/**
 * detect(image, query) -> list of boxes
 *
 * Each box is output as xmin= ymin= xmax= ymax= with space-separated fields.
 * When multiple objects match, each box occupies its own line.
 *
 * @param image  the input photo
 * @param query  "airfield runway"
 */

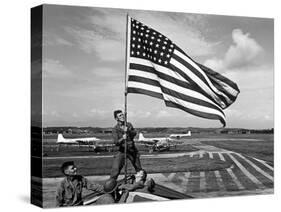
xmin=41 ymin=139 xmax=273 ymax=207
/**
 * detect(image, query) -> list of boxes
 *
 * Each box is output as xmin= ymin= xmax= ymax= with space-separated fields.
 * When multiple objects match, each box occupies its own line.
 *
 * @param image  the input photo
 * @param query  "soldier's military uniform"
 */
xmin=110 ymin=122 xmax=142 ymax=179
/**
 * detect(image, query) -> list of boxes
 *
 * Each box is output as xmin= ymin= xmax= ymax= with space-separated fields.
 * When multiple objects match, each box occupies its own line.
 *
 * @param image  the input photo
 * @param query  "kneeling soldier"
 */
xmin=56 ymin=161 xmax=104 ymax=207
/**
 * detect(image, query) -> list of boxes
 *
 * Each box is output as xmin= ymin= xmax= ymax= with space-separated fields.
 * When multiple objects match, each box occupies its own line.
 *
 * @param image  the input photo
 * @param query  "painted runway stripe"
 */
xmin=189 ymin=172 xmax=201 ymax=192
xmin=205 ymin=171 xmax=219 ymax=192
xmin=208 ymin=152 xmax=213 ymax=159
xmin=166 ymin=173 xmax=176 ymax=181
xmin=253 ymin=158 xmax=274 ymax=171
xmin=219 ymin=169 xmax=240 ymax=191
xmin=245 ymin=156 xmax=273 ymax=176
xmin=227 ymin=153 xmax=266 ymax=189
xmin=226 ymin=168 xmax=245 ymax=190
xmin=235 ymin=153 xmax=273 ymax=181
xmin=178 ymin=172 xmax=191 ymax=193
xmin=218 ymin=152 xmax=226 ymax=161
xmin=199 ymin=172 xmax=206 ymax=192
xmin=214 ymin=171 xmax=226 ymax=191
xmin=223 ymin=154 xmax=259 ymax=190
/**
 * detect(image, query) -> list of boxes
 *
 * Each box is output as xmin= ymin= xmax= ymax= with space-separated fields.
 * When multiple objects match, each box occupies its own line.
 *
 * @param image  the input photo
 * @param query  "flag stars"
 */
xmin=131 ymin=19 xmax=174 ymax=66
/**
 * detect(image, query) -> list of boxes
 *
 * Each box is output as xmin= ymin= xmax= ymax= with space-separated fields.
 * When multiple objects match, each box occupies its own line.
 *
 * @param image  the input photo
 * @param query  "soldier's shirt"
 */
xmin=112 ymin=122 xmax=137 ymax=152
xmin=56 ymin=175 xmax=104 ymax=207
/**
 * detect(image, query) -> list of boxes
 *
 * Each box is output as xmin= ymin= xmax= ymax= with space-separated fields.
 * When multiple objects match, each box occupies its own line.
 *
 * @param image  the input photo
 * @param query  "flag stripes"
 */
xmin=127 ymin=17 xmax=240 ymax=126
xmin=128 ymin=72 xmax=225 ymax=113
xmin=172 ymin=48 xmax=229 ymax=108
xmin=129 ymin=59 xmax=225 ymax=113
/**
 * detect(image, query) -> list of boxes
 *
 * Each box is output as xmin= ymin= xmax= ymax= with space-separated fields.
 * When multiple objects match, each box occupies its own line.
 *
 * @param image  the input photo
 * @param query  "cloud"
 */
xmin=204 ymin=29 xmax=263 ymax=72
xmin=64 ymin=26 xmax=124 ymax=61
xmin=43 ymin=32 xmax=74 ymax=47
xmin=130 ymin=11 xmax=217 ymax=57
xmin=156 ymin=110 xmax=173 ymax=118
xmin=92 ymin=67 xmax=123 ymax=78
xmin=90 ymin=108 xmax=109 ymax=116
xmin=43 ymin=59 xmax=73 ymax=78
xmin=63 ymin=9 xmax=217 ymax=60
xmin=128 ymin=110 xmax=152 ymax=119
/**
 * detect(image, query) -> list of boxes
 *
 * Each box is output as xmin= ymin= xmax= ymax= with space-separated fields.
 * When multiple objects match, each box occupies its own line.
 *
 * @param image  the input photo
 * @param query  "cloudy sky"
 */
xmin=42 ymin=4 xmax=274 ymax=129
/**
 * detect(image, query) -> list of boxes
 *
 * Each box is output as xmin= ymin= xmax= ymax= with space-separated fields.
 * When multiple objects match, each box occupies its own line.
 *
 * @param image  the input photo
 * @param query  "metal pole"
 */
xmin=124 ymin=14 xmax=131 ymax=183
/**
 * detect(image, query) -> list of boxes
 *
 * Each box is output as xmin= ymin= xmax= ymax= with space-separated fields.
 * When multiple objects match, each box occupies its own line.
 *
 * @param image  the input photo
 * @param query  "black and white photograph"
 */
xmin=31 ymin=3 xmax=274 ymax=208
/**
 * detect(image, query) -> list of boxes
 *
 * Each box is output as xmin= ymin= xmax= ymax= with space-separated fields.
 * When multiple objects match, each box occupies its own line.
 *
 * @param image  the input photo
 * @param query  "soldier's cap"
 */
xmin=60 ymin=161 xmax=75 ymax=174
xmin=103 ymin=178 xmax=118 ymax=194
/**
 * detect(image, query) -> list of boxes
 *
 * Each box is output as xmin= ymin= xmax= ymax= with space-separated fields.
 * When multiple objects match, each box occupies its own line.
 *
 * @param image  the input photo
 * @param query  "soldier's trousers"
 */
xmin=110 ymin=150 xmax=142 ymax=179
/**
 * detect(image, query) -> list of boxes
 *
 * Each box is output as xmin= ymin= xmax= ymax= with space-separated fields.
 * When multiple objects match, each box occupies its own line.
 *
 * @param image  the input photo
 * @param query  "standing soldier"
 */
xmin=110 ymin=110 xmax=142 ymax=180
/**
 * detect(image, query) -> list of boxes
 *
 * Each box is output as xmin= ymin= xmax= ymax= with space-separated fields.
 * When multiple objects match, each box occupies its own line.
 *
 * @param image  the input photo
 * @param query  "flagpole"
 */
xmin=124 ymin=14 xmax=131 ymax=183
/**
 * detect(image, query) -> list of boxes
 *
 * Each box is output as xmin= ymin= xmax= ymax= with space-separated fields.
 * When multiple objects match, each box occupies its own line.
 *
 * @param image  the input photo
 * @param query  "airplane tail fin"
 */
xmin=57 ymin=133 xmax=65 ymax=143
xmin=138 ymin=132 xmax=145 ymax=141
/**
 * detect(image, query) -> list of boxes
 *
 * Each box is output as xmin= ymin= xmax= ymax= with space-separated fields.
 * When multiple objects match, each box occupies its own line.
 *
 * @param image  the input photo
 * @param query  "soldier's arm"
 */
xmin=55 ymin=182 xmax=65 ymax=207
xmin=119 ymin=181 xmax=144 ymax=191
xmin=127 ymin=123 xmax=137 ymax=138
xmin=112 ymin=128 xmax=124 ymax=146
xmin=83 ymin=177 xmax=104 ymax=194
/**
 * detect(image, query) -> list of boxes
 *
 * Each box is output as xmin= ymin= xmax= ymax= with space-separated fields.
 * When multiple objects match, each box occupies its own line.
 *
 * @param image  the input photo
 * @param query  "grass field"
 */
xmin=42 ymin=133 xmax=273 ymax=177
xmin=43 ymin=155 xmax=232 ymax=178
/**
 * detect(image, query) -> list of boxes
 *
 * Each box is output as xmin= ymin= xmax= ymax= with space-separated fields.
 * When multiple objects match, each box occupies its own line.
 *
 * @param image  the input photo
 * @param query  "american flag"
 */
xmin=127 ymin=17 xmax=240 ymax=126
